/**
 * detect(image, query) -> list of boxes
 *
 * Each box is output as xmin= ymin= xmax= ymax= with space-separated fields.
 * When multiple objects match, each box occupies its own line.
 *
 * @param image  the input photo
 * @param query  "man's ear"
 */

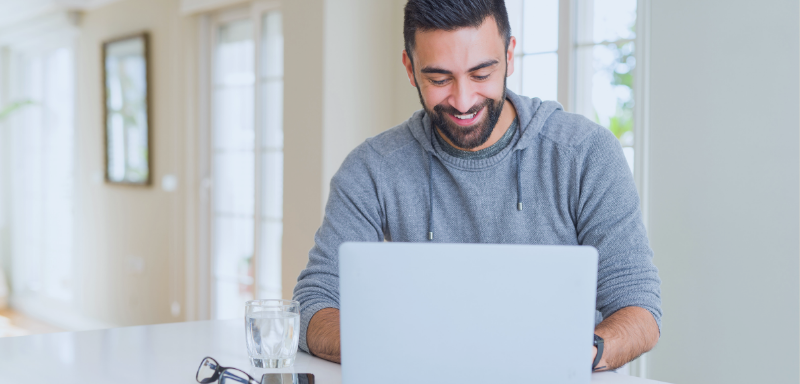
xmin=506 ymin=36 xmax=516 ymax=77
xmin=402 ymin=49 xmax=417 ymax=88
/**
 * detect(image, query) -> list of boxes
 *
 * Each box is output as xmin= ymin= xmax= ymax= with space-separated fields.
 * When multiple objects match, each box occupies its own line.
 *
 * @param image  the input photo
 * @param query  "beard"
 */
xmin=416 ymin=77 xmax=507 ymax=150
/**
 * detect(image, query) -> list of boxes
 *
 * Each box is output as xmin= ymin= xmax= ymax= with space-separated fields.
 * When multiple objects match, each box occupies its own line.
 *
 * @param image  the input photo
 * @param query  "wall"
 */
xmin=71 ymin=0 xmax=193 ymax=326
xmin=281 ymin=0 xmax=419 ymax=300
xmin=391 ymin=0 xmax=424 ymax=127
xmin=281 ymin=0 xmax=325 ymax=302
xmin=646 ymin=1 xmax=799 ymax=382
xmin=321 ymin=0 xmax=399 ymax=208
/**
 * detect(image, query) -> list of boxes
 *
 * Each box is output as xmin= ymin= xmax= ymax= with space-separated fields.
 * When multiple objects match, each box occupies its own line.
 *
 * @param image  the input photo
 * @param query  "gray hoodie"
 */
xmin=293 ymin=89 xmax=662 ymax=354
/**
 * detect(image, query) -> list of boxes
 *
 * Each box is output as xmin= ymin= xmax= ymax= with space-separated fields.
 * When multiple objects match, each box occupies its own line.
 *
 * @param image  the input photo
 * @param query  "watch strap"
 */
xmin=592 ymin=334 xmax=604 ymax=371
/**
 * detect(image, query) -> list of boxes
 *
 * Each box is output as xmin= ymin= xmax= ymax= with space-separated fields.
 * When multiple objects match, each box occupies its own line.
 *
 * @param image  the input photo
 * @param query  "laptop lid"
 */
xmin=339 ymin=242 xmax=598 ymax=384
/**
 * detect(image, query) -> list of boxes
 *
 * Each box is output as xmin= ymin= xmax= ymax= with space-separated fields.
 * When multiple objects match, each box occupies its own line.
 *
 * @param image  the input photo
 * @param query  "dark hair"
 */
xmin=403 ymin=0 xmax=511 ymax=62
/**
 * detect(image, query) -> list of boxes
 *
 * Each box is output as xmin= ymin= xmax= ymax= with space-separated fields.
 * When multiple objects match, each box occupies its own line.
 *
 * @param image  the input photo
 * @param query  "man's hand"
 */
xmin=307 ymin=308 xmax=341 ymax=364
xmin=591 ymin=306 xmax=659 ymax=371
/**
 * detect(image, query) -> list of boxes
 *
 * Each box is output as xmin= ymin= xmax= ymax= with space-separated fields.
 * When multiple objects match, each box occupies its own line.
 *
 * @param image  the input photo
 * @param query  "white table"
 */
xmin=0 ymin=319 xmax=667 ymax=383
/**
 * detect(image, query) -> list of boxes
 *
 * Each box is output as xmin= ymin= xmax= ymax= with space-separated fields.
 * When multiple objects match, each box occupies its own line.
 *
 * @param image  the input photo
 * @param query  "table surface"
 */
xmin=0 ymin=319 xmax=668 ymax=384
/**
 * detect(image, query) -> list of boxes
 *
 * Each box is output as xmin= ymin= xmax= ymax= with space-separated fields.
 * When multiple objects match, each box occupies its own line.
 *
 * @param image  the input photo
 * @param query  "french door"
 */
xmin=204 ymin=3 xmax=284 ymax=319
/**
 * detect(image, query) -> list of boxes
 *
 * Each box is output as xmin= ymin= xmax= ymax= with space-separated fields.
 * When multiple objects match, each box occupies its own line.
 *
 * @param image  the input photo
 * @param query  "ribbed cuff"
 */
xmin=298 ymin=302 xmax=339 ymax=354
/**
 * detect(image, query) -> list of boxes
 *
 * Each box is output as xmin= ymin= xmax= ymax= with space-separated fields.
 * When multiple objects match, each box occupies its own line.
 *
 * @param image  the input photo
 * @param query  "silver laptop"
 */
xmin=339 ymin=242 xmax=598 ymax=384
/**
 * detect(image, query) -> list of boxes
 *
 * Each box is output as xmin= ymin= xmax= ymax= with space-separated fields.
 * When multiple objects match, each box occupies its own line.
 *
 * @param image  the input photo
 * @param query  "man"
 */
xmin=293 ymin=0 xmax=661 ymax=371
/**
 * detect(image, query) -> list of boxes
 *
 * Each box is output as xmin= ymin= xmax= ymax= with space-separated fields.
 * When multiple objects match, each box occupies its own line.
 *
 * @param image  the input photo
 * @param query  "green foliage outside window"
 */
xmin=594 ymin=40 xmax=635 ymax=142
xmin=0 ymin=100 xmax=34 ymax=123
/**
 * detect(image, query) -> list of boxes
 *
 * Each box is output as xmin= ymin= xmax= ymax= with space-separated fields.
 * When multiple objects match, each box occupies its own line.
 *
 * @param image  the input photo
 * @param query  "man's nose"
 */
xmin=449 ymin=79 xmax=480 ymax=113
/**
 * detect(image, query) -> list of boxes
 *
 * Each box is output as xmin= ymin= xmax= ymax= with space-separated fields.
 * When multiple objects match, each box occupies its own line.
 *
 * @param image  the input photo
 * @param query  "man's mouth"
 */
xmin=448 ymin=107 xmax=483 ymax=126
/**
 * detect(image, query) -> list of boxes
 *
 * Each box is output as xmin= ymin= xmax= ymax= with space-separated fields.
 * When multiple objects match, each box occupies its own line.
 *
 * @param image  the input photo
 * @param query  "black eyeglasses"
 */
xmin=196 ymin=357 xmax=260 ymax=384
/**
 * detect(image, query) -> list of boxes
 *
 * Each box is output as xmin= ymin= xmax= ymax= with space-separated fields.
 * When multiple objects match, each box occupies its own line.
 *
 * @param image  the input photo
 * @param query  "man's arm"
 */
xmin=293 ymin=142 xmax=384 ymax=357
xmin=306 ymin=308 xmax=341 ymax=363
xmin=572 ymin=126 xmax=662 ymax=369
xmin=591 ymin=306 xmax=659 ymax=370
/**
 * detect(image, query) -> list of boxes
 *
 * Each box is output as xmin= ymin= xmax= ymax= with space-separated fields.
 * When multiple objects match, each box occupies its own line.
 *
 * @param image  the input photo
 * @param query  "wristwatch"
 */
xmin=592 ymin=334 xmax=604 ymax=371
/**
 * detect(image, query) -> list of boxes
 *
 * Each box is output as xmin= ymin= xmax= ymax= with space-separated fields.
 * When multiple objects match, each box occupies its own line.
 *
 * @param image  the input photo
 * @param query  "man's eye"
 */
xmin=473 ymin=74 xmax=490 ymax=81
xmin=430 ymin=79 xmax=448 ymax=85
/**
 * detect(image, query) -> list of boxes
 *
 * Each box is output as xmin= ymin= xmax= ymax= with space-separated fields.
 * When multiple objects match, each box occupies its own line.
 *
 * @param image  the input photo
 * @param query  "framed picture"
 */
xmin=102 ymin=32 xmax=152 ymax=185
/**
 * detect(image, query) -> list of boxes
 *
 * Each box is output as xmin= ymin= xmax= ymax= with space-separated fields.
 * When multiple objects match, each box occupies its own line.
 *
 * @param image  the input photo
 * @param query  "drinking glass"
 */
xmin=245 ymin=299 xmax=301 ymax=368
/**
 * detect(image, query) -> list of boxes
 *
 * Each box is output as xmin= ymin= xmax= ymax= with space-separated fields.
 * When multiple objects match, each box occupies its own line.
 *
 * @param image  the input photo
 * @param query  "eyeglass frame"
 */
xmin=196 ymin=356 xmax=260 ymax=384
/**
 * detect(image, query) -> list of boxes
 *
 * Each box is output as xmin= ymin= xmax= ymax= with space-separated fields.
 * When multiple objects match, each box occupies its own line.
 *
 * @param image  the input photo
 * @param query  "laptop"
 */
xmin=339 ymin=242 xmax=598 ymax=384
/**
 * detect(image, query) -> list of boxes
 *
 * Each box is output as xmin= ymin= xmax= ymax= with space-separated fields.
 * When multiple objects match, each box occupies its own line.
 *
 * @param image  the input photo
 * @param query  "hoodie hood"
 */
xmin=408 ymin=88 xmax=564 ymax=169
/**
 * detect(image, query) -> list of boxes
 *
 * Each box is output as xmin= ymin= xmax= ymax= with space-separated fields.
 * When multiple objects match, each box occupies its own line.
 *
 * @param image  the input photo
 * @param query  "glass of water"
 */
xmin=245 ymin=299 xmax=301 ymax=368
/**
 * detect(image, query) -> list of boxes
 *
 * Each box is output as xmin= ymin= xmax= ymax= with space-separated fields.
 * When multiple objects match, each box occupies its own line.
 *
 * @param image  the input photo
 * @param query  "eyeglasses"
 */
xmin=196 ymin=356 xmax=260 ymax=384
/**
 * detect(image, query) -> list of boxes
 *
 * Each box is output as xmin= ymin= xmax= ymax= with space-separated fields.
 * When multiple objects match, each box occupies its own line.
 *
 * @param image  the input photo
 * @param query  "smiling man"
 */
xmin=293 ymin=0 xmax=661 ymax=371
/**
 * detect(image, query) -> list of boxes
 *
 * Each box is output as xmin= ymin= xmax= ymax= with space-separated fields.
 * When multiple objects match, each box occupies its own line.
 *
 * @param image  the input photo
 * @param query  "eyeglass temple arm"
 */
xmin=220 ymin=369 xmax=259 ymax=384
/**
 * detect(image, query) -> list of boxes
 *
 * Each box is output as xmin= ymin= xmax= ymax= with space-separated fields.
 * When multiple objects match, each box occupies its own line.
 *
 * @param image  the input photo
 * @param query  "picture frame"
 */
xmin=102 ymin=32 xmax=152 ymax=186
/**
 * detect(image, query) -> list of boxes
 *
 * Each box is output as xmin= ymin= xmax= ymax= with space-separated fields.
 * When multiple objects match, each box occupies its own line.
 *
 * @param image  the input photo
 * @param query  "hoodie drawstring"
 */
xmin=427 ymin=122 xmax=524 ymax=240
xmin=516 ymin=122 xmax=523 ymax=211
xmin=516 ymin=151 xmax=523 ymax=211
xmin=428 ymin=151 xmax=434 ymax=241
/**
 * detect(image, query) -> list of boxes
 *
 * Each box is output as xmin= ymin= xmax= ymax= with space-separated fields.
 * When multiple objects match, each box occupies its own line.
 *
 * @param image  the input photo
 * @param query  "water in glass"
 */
xmin=245 ymin=304 xmax=300 ymax=368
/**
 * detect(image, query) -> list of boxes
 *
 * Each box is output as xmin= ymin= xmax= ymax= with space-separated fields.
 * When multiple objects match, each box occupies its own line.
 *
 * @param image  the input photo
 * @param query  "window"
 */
xmin=506 ymin=0 xmax=640 ymax=173
xmin=575 ymin=0 xmax=637 ymax=172
xmin=506 ymin=0 xmax=560 ymax=102
xmin=206 ymin=5 xmax=284 ymax=319
xmin=506 ymin=0 xmax=647 ymax=376
xmin=7 ymin=45 xmax=75 ymax=304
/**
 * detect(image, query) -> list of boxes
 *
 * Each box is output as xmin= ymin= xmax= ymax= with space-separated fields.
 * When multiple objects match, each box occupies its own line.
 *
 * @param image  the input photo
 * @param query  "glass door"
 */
xmin=212 ymin=17 xmax=256 ymax=319
xmin=209 ymin=7 xmax=283 ymax=319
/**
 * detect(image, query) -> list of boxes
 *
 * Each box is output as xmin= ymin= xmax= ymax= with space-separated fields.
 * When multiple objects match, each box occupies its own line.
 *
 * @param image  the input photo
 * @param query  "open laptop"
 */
xmin=339 ymin=242 xmax=598 ymax=384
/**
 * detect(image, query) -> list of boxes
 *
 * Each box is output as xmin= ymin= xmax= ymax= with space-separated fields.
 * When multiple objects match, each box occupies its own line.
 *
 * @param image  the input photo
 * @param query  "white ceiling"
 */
xmin=0 ymin=0 xmax=122 ymax=28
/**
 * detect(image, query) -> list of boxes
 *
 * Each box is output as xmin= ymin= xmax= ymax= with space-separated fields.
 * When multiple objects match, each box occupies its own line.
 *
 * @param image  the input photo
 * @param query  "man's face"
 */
xmin=403 ymin=16 xmax=516 ymax=149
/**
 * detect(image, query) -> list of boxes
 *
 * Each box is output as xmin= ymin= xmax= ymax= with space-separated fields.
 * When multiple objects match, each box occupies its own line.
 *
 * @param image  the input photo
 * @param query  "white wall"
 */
xmin=646 ymin=1 xmax=799 ymax=383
